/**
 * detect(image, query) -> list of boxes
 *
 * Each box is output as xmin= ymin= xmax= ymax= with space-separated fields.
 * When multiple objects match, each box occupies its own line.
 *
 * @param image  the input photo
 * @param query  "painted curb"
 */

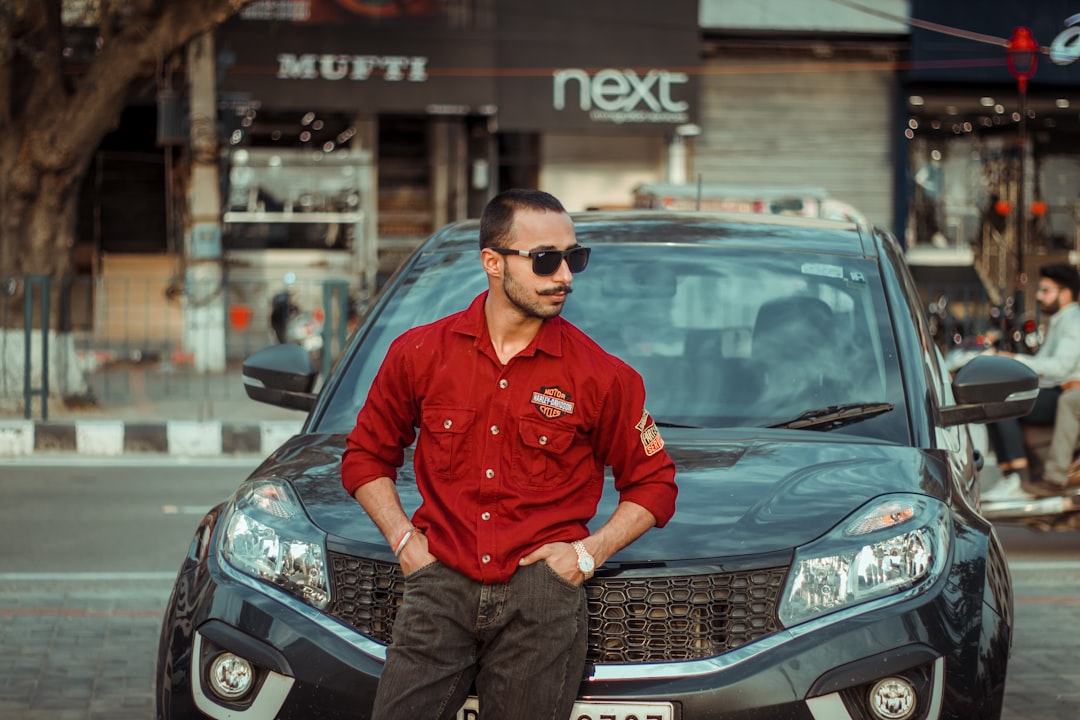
xmin=0 ymin=419 xmax=304 ymax=457
xmin=0 ymin=420 xmax=34 ymax=456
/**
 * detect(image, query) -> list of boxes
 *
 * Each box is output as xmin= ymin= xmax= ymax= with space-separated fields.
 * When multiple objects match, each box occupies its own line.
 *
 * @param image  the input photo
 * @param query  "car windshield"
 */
xmin=317 ymin=239 xmax=907 ymax=441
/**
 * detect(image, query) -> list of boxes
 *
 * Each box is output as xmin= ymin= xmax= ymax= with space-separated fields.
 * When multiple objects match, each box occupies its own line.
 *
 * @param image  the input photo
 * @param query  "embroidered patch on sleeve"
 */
xmin=635 ymin=409 xmax=665 ymax=456
xmin=531 ymin=386 xmax=576 ymax=419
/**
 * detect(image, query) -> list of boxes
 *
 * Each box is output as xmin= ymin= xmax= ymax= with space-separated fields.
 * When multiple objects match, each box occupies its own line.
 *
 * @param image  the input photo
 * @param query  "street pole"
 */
xmin=1007 ymin=26 xmax=1038 ymax=321
xmin=185 ymin=33 xmax=227 ymax=373
xmin=1016 ymin=84 xmax=1026 ymax=316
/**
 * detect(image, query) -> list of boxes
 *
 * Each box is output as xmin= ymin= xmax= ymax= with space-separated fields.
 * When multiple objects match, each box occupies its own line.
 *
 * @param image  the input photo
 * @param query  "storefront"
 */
xmin=215 ymin=0 xmax=497 ymax=284
xmin=696 ymin=2 xmax=907 ymax=231
xmin=904 ymin=0 xmax=1080 ymax=314
xmin=214 ymin=0 xmax=700 ymax=284
xmin=492 ymin=0 xmax=700 ymax=210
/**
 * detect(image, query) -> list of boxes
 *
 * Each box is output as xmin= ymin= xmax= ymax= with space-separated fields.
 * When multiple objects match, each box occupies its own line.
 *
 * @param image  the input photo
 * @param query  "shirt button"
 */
xmin=485 ymin=469 xmax=495 ymax=478
xmin=539 ymin=435 xmax=548 ymax=445
xmin=490 ymin=425 xmax=499 ymax=435
xmin=499 ymin=379 xmax=508 ymax=389
xmin=481 ymin=511 xmax=491 ymax=520
xmin=443 ymin=419 xmax=453 ymax=429
xmin=482 ymin=554 xmax=491 ymax=564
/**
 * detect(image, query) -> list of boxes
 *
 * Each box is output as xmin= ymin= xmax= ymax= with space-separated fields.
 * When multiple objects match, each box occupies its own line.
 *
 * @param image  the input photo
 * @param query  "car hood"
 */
xmin=256 ymin=430 xmax=949 ymax=562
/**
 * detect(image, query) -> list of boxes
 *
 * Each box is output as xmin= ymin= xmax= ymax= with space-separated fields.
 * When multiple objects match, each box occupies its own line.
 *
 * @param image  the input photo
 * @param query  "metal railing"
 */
xmin=0 ymin=274 xmax=357 ymax=421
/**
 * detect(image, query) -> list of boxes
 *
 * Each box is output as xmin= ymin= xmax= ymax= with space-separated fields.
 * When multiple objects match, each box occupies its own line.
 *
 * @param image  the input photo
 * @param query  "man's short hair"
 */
xmin=1039 ymin=263 xmax=1080 ymax=297
xmin=479 ymin=189 xmax=567 ymax=250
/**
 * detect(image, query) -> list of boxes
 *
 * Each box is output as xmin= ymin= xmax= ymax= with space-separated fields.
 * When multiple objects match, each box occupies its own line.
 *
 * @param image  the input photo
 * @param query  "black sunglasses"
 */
xmin=489 ymin=245 xmax=591 ymax=275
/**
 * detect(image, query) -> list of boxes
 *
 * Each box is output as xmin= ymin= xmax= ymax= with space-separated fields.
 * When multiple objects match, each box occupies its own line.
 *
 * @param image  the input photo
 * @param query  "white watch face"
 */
xmin=578 ymin=553 xmax=595 ymax=573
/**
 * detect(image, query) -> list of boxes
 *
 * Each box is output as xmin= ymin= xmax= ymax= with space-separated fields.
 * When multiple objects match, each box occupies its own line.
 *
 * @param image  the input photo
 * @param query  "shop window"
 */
xmin=497 ymin=132 xmax=539 ymax=193
xmin=377 ymin=115 xmax=433 ymax=240
xmin=222 ymin=146 xmax=370 ymax=252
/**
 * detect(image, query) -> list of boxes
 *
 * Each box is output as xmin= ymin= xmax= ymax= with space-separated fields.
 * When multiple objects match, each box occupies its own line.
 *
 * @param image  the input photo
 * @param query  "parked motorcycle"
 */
xmin=979 ymin=423 xmax=1080 ymax=531
xmin=270 ymin=272 xmax=324 ymax=363
xmin=980 ymin=497 xmax=1079 ymax=530
xmin=945 ymin=343 xmax=1080 ymax=530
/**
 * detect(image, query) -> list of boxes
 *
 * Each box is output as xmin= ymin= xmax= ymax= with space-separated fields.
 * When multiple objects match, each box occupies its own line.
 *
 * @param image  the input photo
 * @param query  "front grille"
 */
xmin=326 ymin=551 xmax=788 ymax=664
xmin=583 ymin=570 xmax=788 ymax=662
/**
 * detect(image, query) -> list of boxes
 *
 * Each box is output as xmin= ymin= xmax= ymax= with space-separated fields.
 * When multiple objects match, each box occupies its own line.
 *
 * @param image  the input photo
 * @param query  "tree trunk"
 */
xmin=0 ymin=160 xmax=83 ymax=329
xmin=0 ymin=0 xmax=257 ymax=330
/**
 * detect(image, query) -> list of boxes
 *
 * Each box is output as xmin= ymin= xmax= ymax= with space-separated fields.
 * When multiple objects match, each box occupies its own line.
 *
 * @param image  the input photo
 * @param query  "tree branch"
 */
xmin=1 ymin=0 xmax=259 ymax=282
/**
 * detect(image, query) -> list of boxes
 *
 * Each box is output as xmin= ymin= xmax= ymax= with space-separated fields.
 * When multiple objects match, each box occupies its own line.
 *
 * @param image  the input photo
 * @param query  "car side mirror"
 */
xmin=939 ymin=355 xmax=1038 ymax=426
xmin=242 ymin=344 xmax=318 ymax=412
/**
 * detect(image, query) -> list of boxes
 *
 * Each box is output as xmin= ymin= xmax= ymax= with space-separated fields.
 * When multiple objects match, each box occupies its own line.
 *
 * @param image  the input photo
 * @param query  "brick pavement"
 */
xmin=1003 ymin=566 xmax=1080 ymax=720
xmin=0 ymin=579 xmax=171 ymax=720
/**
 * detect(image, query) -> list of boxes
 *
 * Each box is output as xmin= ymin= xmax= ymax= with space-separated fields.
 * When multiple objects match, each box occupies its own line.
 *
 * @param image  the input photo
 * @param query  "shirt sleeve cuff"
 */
xmin=619 ymin=486 xmax=677 ymax=529
xmin=341 ymin=454 xmax=398 ymax=496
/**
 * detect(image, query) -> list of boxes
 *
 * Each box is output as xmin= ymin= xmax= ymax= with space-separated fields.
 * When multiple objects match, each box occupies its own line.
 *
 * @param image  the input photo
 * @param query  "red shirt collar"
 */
xmin=452 ymin=291 xmax=565 ymax=359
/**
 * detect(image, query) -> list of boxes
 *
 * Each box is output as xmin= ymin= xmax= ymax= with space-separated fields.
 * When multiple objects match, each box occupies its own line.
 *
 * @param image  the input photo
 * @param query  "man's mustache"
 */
xmin=539 ymin=285 xmax=573 ymax=296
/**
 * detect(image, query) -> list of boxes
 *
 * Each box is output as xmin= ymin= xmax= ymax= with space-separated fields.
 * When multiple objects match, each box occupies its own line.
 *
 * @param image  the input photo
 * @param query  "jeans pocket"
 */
xmin=540 ymin=560 xmax=582 ymax=592
xmin=404 ymin=559 xmax=441 ymax=579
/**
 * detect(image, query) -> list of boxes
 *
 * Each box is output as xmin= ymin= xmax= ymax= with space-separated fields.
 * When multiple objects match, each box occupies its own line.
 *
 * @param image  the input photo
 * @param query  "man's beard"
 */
xmin=1040 ymin=297 xmax=1061 ymax=315
xmin=502 ymin=269 xmax=572 ymax=320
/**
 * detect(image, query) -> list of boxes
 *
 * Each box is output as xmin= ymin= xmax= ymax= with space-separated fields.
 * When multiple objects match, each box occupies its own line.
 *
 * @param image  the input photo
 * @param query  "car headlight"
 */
xmin=778 ymin=494 xmax=951 ymax=628
xmin=220 ymin=478 xmax=330 ymax=610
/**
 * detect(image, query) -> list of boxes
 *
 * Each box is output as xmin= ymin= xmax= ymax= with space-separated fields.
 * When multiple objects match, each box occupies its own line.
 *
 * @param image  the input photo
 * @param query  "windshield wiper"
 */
xmin=765 ymin=402 xmax=895 ymax=431
xmin=655 ymin=420 xmax=702 ymax=429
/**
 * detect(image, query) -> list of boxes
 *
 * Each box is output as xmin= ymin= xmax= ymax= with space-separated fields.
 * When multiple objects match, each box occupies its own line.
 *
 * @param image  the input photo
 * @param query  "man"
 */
xmin=1041 ymin=384 xmax=1080 ymax=497
xmin=983 ymin=263 xmax=1080 ymax=499
xmin=341 ymin=189 xmax=678 ymax=720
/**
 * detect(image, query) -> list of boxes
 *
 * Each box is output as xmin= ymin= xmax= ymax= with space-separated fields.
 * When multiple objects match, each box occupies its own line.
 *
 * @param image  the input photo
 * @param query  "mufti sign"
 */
xmin=276 ymin=53 xmax=429 ymax=82
xmin=552 ymin=68 xmax=691 ymax=125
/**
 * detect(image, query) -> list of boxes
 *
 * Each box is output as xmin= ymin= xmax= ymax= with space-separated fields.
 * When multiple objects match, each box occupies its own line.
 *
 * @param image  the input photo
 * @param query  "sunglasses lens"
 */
xmin=566 ymin=247 xmax=590 ymax=273
xmin=532 ymin=252 xmax=563 ymax=275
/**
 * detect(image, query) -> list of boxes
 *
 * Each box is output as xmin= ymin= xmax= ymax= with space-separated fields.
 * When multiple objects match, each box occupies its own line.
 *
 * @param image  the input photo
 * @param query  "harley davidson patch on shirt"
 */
xmin=636 ymin=409 xmax=665 ymax=456
xmin=531 ymin=386 xmax=576 ymax=419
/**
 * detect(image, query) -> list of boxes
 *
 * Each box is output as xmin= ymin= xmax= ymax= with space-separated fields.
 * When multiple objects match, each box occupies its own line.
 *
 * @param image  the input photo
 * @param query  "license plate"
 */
xmin=457 ymin=696 xmax=674 ymax=720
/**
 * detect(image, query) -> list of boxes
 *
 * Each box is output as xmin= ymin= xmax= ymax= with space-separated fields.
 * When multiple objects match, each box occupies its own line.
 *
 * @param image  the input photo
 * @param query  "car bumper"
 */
xmin=160 ymin=544 xmax=1005 ymax=720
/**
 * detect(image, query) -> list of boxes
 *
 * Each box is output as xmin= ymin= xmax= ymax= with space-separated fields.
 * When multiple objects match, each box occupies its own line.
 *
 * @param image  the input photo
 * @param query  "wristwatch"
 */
xmin=571 ymin=540 xmax=595 ymax=580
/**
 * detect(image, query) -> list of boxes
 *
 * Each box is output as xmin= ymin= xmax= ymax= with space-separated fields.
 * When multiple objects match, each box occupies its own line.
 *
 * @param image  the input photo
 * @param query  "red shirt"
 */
xmin=341 ymin=292 xmax=678 ymax=583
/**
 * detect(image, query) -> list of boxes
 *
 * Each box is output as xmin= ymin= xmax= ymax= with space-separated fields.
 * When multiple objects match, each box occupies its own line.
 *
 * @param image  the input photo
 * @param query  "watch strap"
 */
xmin=571 ymin=540 xmax=595 ymax=579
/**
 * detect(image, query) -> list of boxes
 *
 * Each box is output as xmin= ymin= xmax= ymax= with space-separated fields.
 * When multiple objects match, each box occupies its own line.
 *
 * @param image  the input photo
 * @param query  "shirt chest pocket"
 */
xmin=514 ymin=418 xmax=577 ymax=490
xmin=421 ymin=407 xmax=476 ymax=479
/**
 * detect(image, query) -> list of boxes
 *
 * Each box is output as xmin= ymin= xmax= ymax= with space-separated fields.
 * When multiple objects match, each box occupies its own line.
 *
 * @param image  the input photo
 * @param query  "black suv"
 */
xmin=157 ymin=211 xmax=1036 ymax=719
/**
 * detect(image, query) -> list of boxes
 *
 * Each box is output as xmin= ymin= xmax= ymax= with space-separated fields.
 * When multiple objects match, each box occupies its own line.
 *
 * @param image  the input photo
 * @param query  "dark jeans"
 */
xmin=986 ymin=386 xmax=1061 ymax=465
xmin=372 ymin=560 xmax=588 ymax=720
